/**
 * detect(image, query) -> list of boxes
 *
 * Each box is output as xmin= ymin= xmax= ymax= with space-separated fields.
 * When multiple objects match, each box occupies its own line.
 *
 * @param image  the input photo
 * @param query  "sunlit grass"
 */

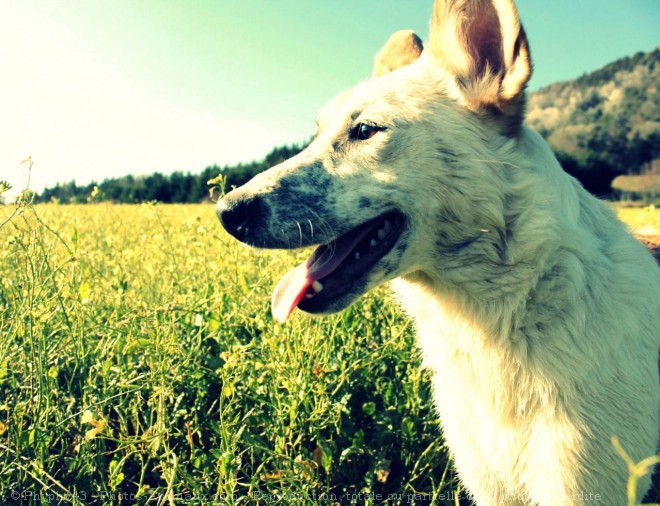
xmin=0 ymin=203 xmax=456 ymax=505
xmin=1 ymin=202 xmax=657 ymax=505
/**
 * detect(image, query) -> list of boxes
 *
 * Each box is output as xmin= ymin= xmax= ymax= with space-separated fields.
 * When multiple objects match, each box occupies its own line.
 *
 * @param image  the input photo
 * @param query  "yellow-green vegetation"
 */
xmin=0 ymin=203 xmax=454 ymax=505
xmin=1 ymin=203 xmax=658 ymax=505
xmin=613 ymin=437 xmax=660 ymax=506
xmin=616 ymin=205 xmax=660 ymax=235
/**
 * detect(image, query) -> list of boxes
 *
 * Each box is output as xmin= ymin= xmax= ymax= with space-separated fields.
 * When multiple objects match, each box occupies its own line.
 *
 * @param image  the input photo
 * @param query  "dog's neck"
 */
xmin=392 ymin=271 xmax=530 ymax=353
xmin=391 ymin=127 xmax=591 ymax=366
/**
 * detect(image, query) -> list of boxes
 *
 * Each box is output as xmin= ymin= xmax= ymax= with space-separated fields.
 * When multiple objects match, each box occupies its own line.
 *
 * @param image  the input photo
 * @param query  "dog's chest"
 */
xmin=392 ymin=278 xmax=562 ymax=472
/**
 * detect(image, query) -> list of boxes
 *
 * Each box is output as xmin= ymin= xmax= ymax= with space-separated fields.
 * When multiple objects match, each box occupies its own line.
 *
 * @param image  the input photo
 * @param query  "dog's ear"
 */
xmin=373 ymin=30 xmax=424 ymax=77
xmin=429 ymin=0 xmax=531 ymax=117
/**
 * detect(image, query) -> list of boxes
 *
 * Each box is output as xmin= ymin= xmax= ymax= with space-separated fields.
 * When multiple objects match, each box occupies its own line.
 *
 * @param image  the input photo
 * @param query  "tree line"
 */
xmin=34 ymin=131 xmax=657 ymax=204
xmin=35 ymin=143 xmax=305 ymax=204
xmin=556 ymin=131 xmax=659 ymax=197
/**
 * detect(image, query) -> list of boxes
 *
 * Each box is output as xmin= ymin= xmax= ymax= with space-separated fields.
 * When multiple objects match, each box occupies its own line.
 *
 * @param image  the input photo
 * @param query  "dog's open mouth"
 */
xmin=271 ymin=211 xmax=405 ymax=322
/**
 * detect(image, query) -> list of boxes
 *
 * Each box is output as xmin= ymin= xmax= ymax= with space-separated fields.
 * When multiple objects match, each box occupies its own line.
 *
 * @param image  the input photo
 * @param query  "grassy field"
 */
xmin=1 ymin=202 xmax=658 ymax=505
xmin=0 ymin=203 xmax=456 ymax=505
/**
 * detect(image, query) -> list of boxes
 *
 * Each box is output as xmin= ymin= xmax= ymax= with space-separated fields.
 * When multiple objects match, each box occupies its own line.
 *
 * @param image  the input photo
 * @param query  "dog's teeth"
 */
xmin=377 ymin=228 xmax=386 ymax=241
xmin=305 ymin=293 xmax=314 ymax=299
xmin=355 ymin=252 xmax=361 ymax=260
xmin=370 ymin=239 xmax=378 ymax=247
xmin=311 ymin=280 xmax=324 ymax=293
xmin=383 ymin=220 xmax=392 ymax=234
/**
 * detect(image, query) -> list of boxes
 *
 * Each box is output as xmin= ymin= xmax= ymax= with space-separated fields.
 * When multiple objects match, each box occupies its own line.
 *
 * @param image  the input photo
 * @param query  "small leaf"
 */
xmin=313 ymin=443 xmax=333 ymax=473
xmin=109 ymin=460 xmax=124 ymax=490
xmin=102 ymin=359 xmax=112 ymax=375
xmin=362 ymin=401 xmax=376 ymax=416
xmin=81 ymin=410 xmax=94 ymax=425
xmin=47 ymin=365 xmax=59 ymax=380
xmin=136 ymin=485 xmax=150 ymax=498
xmin=207 ymin=314 xmax=221 ymax=332
xmin=85 ymin=425 xmax=103 ymax=441
xmin=222 ymin=382 xmax=234 ymax=398
xmin=402 ymin=416 xmax=417 ymax=437
xmin=82 ymin=410 xmax=106 ymax=440
xmin=78 ymin=282 xmax=91 ymax=302
xmin=112 ymin=472 xmax=125 ymax=489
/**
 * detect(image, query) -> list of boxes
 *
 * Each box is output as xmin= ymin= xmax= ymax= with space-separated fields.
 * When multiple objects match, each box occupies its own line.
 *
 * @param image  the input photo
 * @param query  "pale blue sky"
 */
xmin=1 ymin=1 xmax=658 ymax=195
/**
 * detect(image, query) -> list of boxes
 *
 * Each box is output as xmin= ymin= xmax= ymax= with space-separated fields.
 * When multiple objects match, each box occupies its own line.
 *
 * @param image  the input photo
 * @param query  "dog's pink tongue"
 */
xmin=271 ymin=262 xmax=312 ymax=323
xmin=272 ymin=230 xmax=370 ymax=323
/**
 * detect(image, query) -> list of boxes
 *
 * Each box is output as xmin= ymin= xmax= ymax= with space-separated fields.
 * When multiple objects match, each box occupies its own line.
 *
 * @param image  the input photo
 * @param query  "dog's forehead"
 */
xmin=316 ymin=84 xmax=393 ymax=130
xmin=316 ymin=79 xmax=390 ymax=123
xmin=316 ymin=87 xmax=367 ymax=136
xmin=317 ymin=55 xmax=451 ymax=132
xmin=317 ymin=89 xmax=354 ymax=125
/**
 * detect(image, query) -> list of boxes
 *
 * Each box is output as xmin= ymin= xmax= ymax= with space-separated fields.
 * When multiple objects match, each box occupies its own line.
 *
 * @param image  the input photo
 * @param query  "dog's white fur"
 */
xmin=218 ymin=0 xmax=660 ymax=503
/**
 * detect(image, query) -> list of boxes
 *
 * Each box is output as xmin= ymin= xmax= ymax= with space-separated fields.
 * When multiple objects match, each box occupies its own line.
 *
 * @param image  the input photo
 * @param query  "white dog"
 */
xmin=216 ymin=0 xmax=660 ymax=503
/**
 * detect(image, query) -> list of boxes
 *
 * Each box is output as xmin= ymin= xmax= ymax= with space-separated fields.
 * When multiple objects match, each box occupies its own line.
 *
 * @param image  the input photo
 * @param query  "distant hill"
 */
xmin=526 ymin=48 xmax=660 ymax=196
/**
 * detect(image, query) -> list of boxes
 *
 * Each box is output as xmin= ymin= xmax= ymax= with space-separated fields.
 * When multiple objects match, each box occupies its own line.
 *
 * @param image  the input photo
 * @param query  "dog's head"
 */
xmin=216 ymin=0 xmax=533 ymax=322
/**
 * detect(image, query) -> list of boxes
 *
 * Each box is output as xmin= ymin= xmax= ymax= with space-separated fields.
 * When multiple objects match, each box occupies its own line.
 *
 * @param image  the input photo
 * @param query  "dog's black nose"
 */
xmin=216 ymin=195 xmax=263 ymax=242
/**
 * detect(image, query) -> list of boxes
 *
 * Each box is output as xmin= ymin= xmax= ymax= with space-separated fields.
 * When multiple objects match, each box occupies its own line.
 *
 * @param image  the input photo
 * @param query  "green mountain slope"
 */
xmin=526 ymin=48 xmax=659 ymax=196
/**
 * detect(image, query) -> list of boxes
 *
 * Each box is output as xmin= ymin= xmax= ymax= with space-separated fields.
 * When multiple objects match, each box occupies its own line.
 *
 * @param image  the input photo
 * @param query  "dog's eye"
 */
xmin=350 ymin=122 xmax=385 ymax=141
